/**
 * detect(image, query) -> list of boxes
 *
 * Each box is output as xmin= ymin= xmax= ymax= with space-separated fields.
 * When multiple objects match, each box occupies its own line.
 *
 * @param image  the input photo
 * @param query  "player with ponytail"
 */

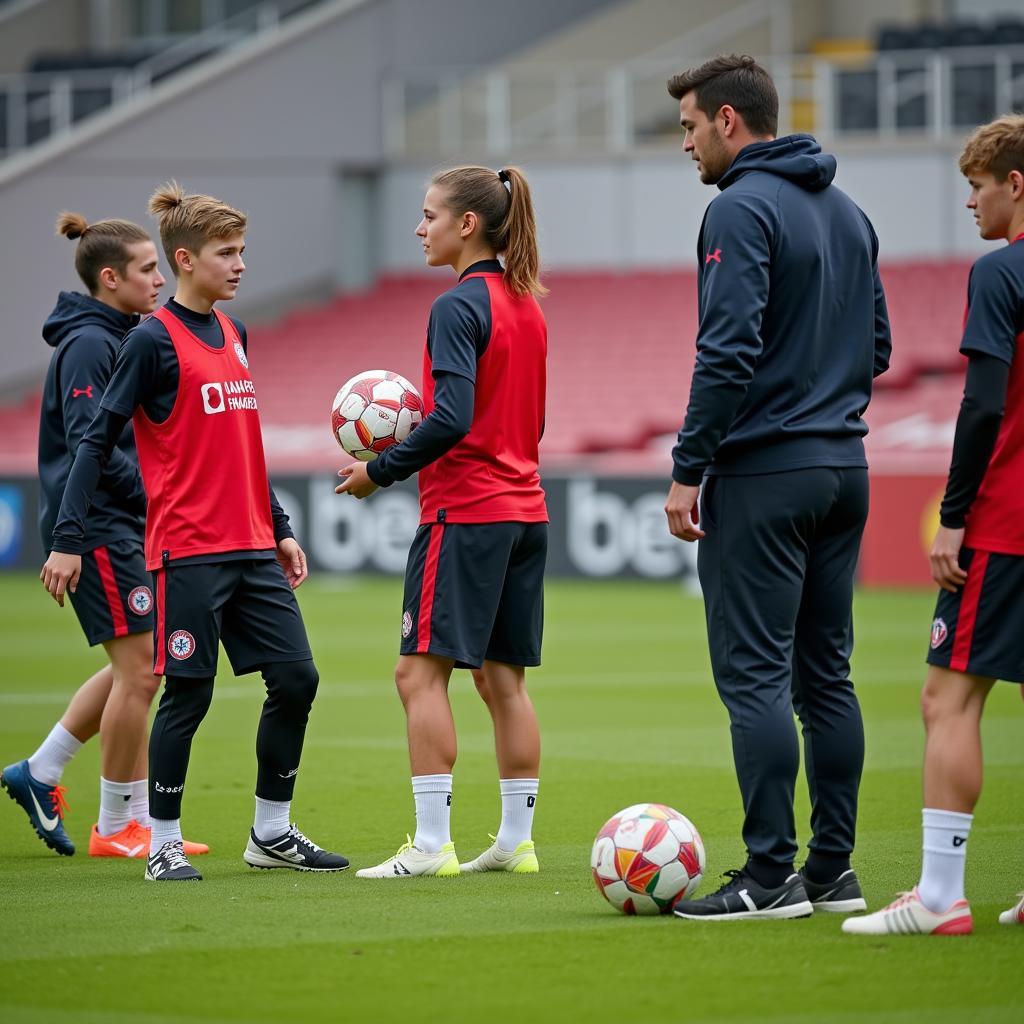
xmin=3 ymin=212 xmax=210 ymax=861
xmin=339 ymin=165 xmax=549 ymax=879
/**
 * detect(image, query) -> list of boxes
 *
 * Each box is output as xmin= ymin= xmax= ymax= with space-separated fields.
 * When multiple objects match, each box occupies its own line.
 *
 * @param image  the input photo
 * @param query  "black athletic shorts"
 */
xmin=400 ymin=522 xmax=547 ymax=669
xmin=153 ymin=557 xmax=311 ymax=677
xmin=68 ymin=538 xmax=154 ymax=646
xmin=926 ymin=547 xmax=1024 ymax=683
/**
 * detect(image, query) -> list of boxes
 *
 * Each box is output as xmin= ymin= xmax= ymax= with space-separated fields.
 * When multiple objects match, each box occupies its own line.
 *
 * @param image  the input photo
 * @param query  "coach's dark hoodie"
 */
xmin=672 ymin=134 xmax=892 ymax=484
xmin=38 ymin=292 xmax=146 ymax=552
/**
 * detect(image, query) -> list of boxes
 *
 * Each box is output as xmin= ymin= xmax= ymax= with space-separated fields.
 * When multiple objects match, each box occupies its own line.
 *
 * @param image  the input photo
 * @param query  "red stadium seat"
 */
xmin=0 ymin=260 xmax=976 ymax=472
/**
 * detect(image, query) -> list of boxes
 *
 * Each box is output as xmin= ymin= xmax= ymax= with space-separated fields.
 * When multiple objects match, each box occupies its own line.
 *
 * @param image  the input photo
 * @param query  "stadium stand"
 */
xmin=0 ymin=260 xmax=970 ymax=474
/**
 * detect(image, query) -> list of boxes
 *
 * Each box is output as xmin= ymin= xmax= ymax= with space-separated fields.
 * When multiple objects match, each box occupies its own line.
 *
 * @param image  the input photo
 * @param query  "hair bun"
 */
xmin=148 ymin=180 xmax=186 ymax=217
xmin=56 ymin=211 xmax=90 ymax=239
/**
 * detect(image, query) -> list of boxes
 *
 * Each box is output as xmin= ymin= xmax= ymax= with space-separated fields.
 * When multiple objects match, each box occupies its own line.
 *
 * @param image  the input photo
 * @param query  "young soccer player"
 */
xmin=2 ymin=213 xmax=207 ymax=861
xmin=844 ymin=115 xmax=1024 ymax=936
xmin=337 ymin=166 xmax=548 ymax=878
xmin=40 ymin=183 xmax=348 ymax=882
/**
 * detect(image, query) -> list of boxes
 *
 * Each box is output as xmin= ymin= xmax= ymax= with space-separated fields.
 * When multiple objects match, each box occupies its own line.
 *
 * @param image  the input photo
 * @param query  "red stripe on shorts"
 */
xmin=93 ymin=546 xmax=128 ymax=638
xmin=950 ymin=550 xmax=990 ymax=672
xmin=153 ymin=570 xmax=167 ymax=676
xmin=416 ymin=524 xmax=445 ymax=653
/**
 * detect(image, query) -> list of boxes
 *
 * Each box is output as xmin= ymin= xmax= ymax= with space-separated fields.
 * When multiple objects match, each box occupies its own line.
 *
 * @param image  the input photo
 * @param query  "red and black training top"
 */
xmin=945 ymin=234 xmax=1024 ymax=555
xmin=367 ymin=259 xmax=548 ymax=525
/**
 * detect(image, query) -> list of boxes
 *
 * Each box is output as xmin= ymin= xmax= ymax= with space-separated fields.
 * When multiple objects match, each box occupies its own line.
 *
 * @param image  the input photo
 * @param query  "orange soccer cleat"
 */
xmin=89 ymin=819 xmax=209 ymax=857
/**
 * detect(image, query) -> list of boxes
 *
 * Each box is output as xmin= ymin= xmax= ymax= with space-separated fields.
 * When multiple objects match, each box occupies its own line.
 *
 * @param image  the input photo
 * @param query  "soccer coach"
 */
xmin=664 ymin=55 xmax=892 ymax=921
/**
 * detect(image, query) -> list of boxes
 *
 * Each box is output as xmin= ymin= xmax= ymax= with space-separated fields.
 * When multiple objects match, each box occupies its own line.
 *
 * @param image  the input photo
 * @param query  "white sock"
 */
xmin=496 ymin=778 xmax=539 ymax=851
xmin=918 ymin=807 xmax=973 ymax=912
xmin=253 ymin=797 xmax=291 ymax=842
xmin=130 ymin=779 xmax=149 ymax=828
xmin=412 ymin=774 xmax=452 ymax=853
xmin=27 ymin=723 xmax=82 ymax=786
xmin=149 ymin=817 xmax=183 ymax=855
xmin=97 ymin=777 xmax=134 ymax=836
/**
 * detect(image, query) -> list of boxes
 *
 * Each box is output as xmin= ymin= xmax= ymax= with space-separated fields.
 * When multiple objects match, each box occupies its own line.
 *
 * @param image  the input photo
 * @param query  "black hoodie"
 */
xmin=672 ymin=135 xmax=892 ymax=484
xmin=38 ymin=291 xmax=146 ymax=551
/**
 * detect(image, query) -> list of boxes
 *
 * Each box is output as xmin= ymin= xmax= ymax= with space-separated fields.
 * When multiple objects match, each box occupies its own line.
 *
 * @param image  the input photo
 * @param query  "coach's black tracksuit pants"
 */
xmin=697 ymin=467 xmax=868 ymax=872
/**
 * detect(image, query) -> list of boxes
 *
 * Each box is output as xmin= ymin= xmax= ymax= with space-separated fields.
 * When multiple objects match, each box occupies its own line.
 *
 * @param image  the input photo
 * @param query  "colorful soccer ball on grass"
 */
xmin=591 ymin=802 xmax=705 ymax=915
xmin=331 ymin=370 xmax=423 ymax=461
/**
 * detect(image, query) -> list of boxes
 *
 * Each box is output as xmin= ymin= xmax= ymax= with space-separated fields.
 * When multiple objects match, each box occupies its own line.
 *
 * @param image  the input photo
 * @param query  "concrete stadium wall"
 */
xmin=0 ymin=0 xmax=611 ymax=389
xmin=379 ymin=145 xmax=990 ymax=274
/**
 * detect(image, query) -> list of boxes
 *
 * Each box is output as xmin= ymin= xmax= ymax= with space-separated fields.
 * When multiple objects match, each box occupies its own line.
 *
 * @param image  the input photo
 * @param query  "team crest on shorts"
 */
xmin=234 ymin=341 xmax=249 ymax=369
xmin=168 ymin=629 xmax=196 ymax=660
xmin=402 ymin=610 xmax=413 ymax=639
xmin=128 ymin=586 xmax=153 ymax=615
xmin=930 ymin=617 xmax=949 ymax=650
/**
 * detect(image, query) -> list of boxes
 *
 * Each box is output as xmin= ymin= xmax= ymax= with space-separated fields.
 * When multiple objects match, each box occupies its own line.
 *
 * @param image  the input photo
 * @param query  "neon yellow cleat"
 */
xmin=356 ymin=835 xmax=460 ymax=878
xmin=460 ymin=835 xmax=539 ymax=874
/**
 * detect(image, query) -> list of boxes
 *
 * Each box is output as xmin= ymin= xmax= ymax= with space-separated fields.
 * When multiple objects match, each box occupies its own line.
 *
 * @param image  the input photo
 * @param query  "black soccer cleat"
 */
xmin=799 ymin=868 xmax=867 ymax=913
xmin=674 ymin=868 xmax=813 ymax=920
xmin=145 ymin=840 xmax=202 ymax=882
xmin=243 ymin=824 xmax=349 ymax=872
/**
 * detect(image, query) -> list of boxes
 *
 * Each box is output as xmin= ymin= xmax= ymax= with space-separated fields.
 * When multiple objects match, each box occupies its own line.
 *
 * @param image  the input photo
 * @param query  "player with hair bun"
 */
xmin=339 ymin=165 xmax=549 ymax=879
xmin=41 ymin=183 xmax=348 ymax=882
xmin=3 ymin=211 xmax=208 ymax=862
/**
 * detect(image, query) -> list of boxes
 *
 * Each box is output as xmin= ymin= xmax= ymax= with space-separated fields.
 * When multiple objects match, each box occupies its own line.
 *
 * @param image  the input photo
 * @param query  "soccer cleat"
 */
xmin=89 ymin=819 xmax=210 ymax=858
xmin=998 ymin=893 xmax=1024 ymax=926
xmin=674 ymin=868 xmax=813 ymax=921
xmin=1 ymin=759 xmax=74 ymax=856
xmin=243 ymin=824 xmax=349 ymax=872
xmin=799 ymin=868 xmax=867 ymax=913
xmin=356 ymin=835 xmax=460 ymax=878
xmin=144 ymin=840 xmax=202 ymax=882
xmin=460 ymin=835 xmax=539 ymax=874
xmin=841 ymin=888 xmax=972 ymax=935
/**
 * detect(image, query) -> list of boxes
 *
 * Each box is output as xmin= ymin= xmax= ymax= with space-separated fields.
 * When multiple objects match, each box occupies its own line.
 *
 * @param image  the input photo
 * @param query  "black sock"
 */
xmin=744 ymin=856 xmax=794 ymax=889
xmin=802 ymin=851 xmax=852 ymax=884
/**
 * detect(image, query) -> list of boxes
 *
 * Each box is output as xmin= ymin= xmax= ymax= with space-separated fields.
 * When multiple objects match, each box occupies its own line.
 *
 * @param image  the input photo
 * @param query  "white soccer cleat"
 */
xmin=355 ymin=835 xmax=460 ymax=878
xmin=841 ymin=887 xmax=972 ymax=936
xmin=460 ymin=835 xmax=539 ymax=873
xmin=998 ymin=893 xmax=1024 ymax=925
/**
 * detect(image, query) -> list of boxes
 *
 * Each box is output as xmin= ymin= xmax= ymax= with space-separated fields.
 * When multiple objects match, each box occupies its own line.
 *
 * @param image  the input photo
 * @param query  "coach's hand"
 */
xmin=336 ymin=462 xmax=379 ymax=500
xmin=276 ymin=538 xmax=308 ymax=589
xmin=929 ymin=525 xmax=967 ymax=593
xmin=665 ymin=481 xmax=705 ymax=542
xmin=40 ymin=552 xmax=82 ymax=607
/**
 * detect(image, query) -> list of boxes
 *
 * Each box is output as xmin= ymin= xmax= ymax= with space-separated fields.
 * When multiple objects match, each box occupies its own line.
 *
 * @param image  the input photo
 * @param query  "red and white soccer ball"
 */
xmin=331 ymin=370 xmax=423 ymax=461
xmin=591 ymin=802 xmax=705 ymax=915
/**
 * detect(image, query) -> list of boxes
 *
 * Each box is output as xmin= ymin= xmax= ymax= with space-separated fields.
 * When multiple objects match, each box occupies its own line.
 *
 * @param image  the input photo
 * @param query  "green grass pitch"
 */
xmin=0 ymin=573 xmax=1020 ymax=1023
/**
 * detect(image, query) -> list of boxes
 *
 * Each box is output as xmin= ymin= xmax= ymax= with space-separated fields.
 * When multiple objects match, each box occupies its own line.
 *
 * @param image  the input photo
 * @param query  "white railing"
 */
xmin=0 ymin=0 xmax=319 ymax=157
xmin=383 ymin=44 xmax=1024 ymax=160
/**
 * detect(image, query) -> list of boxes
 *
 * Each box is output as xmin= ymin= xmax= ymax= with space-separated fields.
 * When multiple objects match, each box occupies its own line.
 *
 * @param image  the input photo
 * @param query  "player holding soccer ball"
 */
xmin=337 ymin=166 xmax=548 ymax=879
xmin=2 ymin=212 xmax=206 ymax=861
xmin=845 ymin=116 xmax=1024 ymax=937
xmin=40 ymin=183 xmax=348 ymax=882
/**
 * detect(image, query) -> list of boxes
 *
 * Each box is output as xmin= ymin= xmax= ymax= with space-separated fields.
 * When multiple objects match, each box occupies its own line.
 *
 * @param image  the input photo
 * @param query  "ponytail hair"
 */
xmin=56 ymin=211 xmax=151 ymax=294
xmin=431 ymin=164 xmax=546 ymax=297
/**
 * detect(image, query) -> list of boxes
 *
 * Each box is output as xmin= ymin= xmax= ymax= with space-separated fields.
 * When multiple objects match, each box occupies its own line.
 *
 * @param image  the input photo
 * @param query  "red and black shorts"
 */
xmin=926 ymin=547 xmax=1024 ymax=683
xmin=68 ymin=539 xmax=155 ymax=646
xmin=153 ymin=556 xmax=311 ymax=677
xmin=400 ymin=522 xmax=547 ymax=669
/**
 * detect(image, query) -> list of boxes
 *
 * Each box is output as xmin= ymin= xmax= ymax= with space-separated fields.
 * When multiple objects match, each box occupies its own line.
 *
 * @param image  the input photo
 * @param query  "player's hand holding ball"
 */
xmin=331 ymin=369 xmax=422 ymax=500
xmin=336 ymin=462 xmax=378 ymax=500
